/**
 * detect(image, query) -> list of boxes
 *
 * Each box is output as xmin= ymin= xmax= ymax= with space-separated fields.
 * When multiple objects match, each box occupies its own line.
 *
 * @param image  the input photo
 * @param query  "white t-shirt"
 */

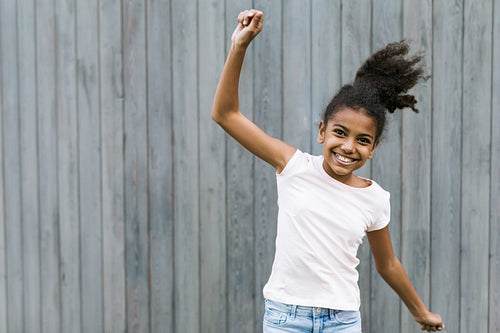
xmin=262 ymin=150 xmax=390 ymax=310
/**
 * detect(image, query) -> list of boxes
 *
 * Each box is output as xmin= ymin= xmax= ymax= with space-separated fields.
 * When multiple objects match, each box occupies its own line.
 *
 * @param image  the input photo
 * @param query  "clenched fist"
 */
xmin=231 ymin=9 xmax=264 ymax=49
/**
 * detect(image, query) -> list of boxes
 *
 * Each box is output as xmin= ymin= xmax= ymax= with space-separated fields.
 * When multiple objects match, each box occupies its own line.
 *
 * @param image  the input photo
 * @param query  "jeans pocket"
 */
xmin=335 ymin=310 xmax=360 ymax=324
xmin=264 ymin=303 xmax=289 ymax=325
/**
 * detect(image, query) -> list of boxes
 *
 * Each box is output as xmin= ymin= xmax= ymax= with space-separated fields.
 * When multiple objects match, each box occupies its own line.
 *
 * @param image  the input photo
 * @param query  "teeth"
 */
xmin=335 ymin=153 xmax=354 ymax=163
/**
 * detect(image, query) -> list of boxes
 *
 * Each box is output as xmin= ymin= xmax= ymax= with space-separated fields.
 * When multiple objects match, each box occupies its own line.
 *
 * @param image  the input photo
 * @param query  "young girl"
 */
xmin=212 ymin=9 xmax=444 ymax=333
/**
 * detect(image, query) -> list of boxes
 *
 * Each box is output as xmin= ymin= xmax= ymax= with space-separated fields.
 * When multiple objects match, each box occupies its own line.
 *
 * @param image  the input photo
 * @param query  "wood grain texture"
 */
xmin=0 ymin=14 xmax=7 ymax=331
xmin=370 ymin=1 xmax=403 ymax=332
xmin=461 ymin=0 xmax=492 ymax=332
xmin=99 ymin=0 xmax=126 ymax=331
xmin=36 ymin=1 xmax=62 ymax=332
xmin=490 ymin=2 xmax=500 ymax=331
xmin=401 ymin=0 xmax=433 ymax=331
xmin=76 ymin=0 xmax=103 ymax=331
xmin=198 ymin=1 xmax=227 ymax=333
xmin=430 ymin=1 xmax=463 ymax=332
xmin=55 ymin=0 xmax=82 ymax=330
xmin=282 ymin=0 xmax=311 ymax=151
xmin=225 ymin=2 xmax=255 ymax=332
xmin=172 ymin=0 xmax=200 ymax=331
xmin=0 ymin=0 xmax=24 ymax=331
xmin=123 ymin=1 xmax=150 ymax=332
xmin=18 ymin=0 xmax=41 ymax=331
xmin=147 ymin=0 xmax=174 ymax=332
xmin=252 ymin=1 xmax=282 ymax=331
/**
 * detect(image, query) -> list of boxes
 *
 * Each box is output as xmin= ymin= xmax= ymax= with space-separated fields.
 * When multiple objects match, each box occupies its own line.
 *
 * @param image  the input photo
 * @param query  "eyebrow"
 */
xmin=332 ymin=123 xmax=374 ymax=139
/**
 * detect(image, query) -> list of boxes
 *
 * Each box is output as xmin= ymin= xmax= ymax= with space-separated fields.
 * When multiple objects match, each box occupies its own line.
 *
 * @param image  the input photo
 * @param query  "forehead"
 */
xmin=327 ymin=107 xmax=377 ymax=137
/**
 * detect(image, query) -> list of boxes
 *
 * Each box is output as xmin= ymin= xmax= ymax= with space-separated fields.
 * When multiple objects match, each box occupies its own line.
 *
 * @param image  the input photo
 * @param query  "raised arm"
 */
xmin=367 ymin=227 xmax=444 ymax=332
xmin=212 ymin=9 xmax=296 ymax=173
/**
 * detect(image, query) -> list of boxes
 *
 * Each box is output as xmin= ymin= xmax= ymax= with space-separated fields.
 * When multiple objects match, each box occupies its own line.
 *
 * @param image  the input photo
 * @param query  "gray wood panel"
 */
xmin=99 ymin=0 xmax=126 ymax=332
xmin=1 ymin=0 xmax=23 ymax=331
xmin=55 ymin=0 xmax=82 ymax=331
xmin=36 ymin=1 xmax=62 ymax=332
xmin=172 ymin=0 xmax=200 ymax=332
xmin=401 ymin=0 xmax=433 ymax=331
xmin=370 ymin=1 xmax=403 ymax=332
xmin=123 ymin=1 xmax=149 ymax=332
xmin=76 ymin=0 xmax=103 ymax=331
xmin=461 ymin=0 xmax=493 ymax=332
xmin=0 ymin=10 xmax=7 ymax=331
xmin=147 ymin=0 xmax=174 ymax=331
xmin=198 ymin=1 xmax=227 ymax=333
xmin=490 ymin=2 xmax=500 ymax=331
xmin=18 ymin=0 xmax=41 ymax=331
xmin=431 ymin=1 xmax=463 ymax=332
xmin=283 ymin=0 xmax=311 ymax=151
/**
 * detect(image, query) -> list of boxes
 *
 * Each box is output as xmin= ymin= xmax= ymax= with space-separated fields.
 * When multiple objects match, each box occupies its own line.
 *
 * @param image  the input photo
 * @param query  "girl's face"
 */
xmin=317 ymin=107 xmax=378 ymax=186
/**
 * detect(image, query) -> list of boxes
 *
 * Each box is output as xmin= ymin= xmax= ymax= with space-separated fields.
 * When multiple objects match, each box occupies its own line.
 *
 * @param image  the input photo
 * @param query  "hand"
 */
xmin=414 ymin=311 xmax=444 ymax=332
xmin=231 ymin=9 xmax=263 ymax=49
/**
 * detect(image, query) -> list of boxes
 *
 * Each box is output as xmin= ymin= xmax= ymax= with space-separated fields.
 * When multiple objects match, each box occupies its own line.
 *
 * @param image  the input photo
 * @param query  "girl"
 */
xmin=212 ymin=9 xmax=444 ymax=333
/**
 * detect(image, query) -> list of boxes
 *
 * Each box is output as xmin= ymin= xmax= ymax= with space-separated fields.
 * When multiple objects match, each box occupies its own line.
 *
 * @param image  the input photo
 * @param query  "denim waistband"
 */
xmin=265 ymin=299 xmax=347 ymax=319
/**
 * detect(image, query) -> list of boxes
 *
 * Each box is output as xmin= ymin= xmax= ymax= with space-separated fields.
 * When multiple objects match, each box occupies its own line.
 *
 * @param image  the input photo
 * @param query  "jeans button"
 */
xmin=316 ymin=307 xmax=321 ymax=313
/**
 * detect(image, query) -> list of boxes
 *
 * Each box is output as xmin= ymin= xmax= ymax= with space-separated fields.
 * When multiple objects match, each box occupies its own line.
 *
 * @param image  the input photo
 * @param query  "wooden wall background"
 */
xmin=0 ymin=0 xmax=498 ymax=332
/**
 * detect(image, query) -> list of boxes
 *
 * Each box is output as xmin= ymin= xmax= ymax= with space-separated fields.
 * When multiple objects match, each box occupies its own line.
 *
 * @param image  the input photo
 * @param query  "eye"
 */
xmin=333 ymin=129 xmax=345 ymax=136
xmin=357 ymin=137 xmax=371 ymax=145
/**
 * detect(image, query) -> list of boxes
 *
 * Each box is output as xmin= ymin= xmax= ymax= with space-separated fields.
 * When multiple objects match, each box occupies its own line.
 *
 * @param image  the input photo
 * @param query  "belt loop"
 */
xmin=290 ymin=304 xmax=297 ymax=319
xmin=329 ymin=309 xmax=335 ymax=320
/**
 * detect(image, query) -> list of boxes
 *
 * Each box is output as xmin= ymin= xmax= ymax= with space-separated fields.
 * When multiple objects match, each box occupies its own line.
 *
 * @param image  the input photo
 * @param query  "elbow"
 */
xmin=211 ymin=109 xmax=223 ymax=125
xmin=375 ymin=255 xmax=400 ymax=278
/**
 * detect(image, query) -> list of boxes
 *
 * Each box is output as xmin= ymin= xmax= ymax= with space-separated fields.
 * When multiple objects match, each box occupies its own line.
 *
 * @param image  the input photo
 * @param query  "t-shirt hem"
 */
xmin=263 ymin=292 xmax=360 ymax=311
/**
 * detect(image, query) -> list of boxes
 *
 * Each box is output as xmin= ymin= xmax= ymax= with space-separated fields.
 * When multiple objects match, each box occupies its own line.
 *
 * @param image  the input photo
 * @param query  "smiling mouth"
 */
xmin=333 ymin=152 xmax=357 ymax=165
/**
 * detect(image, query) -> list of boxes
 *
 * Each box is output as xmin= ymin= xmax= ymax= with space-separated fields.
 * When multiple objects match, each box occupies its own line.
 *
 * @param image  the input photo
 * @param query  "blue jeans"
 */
xmin=263 ymin=299 xmax=362 ymax=333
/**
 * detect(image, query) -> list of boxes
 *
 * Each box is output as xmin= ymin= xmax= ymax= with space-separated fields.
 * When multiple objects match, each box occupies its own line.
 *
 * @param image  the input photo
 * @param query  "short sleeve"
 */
xmin=366 ymin=193 xmax=390 ymax=232
xmin=276 ymin=149 xmax=308 ymax=177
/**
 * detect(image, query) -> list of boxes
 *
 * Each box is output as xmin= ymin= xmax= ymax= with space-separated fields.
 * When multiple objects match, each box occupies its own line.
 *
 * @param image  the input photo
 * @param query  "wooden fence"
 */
xmin=0 ymin=0 xmax=498 ymax=332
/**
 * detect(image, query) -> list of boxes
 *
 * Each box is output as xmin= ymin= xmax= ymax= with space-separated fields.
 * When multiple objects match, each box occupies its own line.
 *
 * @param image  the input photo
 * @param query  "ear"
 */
xmin=317 ymin=120 xmax=326 ymax=144
xmin=368 ymin=141 xmax=379 ymax=159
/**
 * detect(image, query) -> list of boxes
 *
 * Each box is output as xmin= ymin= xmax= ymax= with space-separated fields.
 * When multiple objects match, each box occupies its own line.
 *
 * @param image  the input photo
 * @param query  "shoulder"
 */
xmin=277 ymin=150 xmax=320 ymax=177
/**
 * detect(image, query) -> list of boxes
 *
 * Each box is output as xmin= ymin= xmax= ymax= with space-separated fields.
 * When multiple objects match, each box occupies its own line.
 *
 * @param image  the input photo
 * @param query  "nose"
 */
xmin=341 ymin=139 xmax=355 ymax=153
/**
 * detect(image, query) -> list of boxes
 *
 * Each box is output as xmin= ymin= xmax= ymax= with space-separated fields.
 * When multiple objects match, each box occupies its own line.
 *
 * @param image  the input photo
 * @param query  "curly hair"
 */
xmin=323 ymin=40 xmax=427 ymax=141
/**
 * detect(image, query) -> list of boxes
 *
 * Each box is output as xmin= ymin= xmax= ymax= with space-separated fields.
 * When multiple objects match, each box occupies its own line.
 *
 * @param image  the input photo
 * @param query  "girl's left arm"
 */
xmin=367 ymin=226 xmax=444 ymax=332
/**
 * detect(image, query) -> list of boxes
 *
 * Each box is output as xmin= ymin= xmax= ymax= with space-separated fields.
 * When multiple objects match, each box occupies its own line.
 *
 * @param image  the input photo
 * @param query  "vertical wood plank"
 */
xmin=18 ymin=0 xmax=41 ymax=331
xmin=36 ymin=0 xmax=62 ymax=331
xmin=401 ymin=1 xmax=432 ymax=331
xmin=55 ymin=0 xmax=82 ymax=330
xmin=370 ymin=1 xmax=403 ymax=332
xmin=461 ymin=0 xmax=492 ymax=332
xmin=99 ymin=0 xmax=126 ymax=331
xmin=311 ymin=0 xmax=341 ymax=156
xmin=490 ymin=1 xmax=500 ymax=331
xmin=0 ymin=14 xmax=7 ymax=331
xmin=341 ymin=1 xmax=372 ymax=329
xmin=282 ymin=0 xmax=311 ymax=151
xmin=198 ymin=1 xmax=227 ymax=333
xmin=0 ymin=0 xmax=24 ymax=331
xmin=252 ymin=1 xmax=282 ymax=331
xmin=430 ymin=1 xmax=463 ymax=332
xmin=146 ymin=0 xmax=174 ymax=332
xmin=225 ymin=2 xmax=255 ymax=332
xmin=122 ymin=1 xmax=149 ymax=332
xmin=172 ymin=0 xmax=200 ymax=331
xmin=76 ymin=0 xmax=103 ymax=332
